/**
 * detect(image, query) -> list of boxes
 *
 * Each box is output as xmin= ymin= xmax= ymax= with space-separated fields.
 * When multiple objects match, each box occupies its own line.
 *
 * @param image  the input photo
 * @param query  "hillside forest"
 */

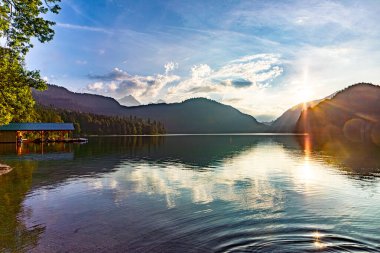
xmin=35 ymin=106 xmax=166 ymax=135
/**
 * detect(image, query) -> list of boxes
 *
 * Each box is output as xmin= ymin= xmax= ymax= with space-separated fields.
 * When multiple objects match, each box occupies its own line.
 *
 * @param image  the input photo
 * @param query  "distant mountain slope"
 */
xmin=296 ymin=83 xmax=380 ymax=146
xmin=122 ymin=98 xmax=267 ymax=133
xmin=33 ymin=85 xmax=267 ymax=133
xmin=156 ymin=99 xmax=166 ymax=104
xmin=118 ymin=95 xmax=140 ymax=106
xmin=271 ymin=99 xmax=321 ymax=132
xmin=33 ymin=85 xmax=123 ymax=115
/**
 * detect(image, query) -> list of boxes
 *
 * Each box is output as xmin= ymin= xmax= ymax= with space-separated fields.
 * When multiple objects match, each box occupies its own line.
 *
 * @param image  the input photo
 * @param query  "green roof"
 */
xmin=0 ymin=123 xmax=74 ymax=131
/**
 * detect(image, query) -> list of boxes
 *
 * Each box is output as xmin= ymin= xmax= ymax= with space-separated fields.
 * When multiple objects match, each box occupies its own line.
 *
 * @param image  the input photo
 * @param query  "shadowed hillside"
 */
xmin=33 ymin=85 xmax=123 ymax=115
xmin=270 ymin=99 xmax=321 ymax=132
xmin=33 ymin=85 xmax=266 ymax=133
xmin=122 ymin=98 xmax=266 ymax=133
xmin=296 ymin=83 xmax=380 ymax=146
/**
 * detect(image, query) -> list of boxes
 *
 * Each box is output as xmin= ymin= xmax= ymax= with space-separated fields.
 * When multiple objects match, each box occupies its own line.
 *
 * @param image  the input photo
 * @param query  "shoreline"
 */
xmin=84 ymin=133 xmax=308 ymax=137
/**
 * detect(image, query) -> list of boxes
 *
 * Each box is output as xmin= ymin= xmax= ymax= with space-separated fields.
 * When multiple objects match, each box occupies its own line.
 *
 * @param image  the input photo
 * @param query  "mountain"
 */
xmin=33 ymin=85 xmax=267 ymax=133
xmin=32 ymin=85 xmax=123 ymax=115
xmin=296 ymin=83 xmax=380 ymax=146
xmin=156 ymin=99 xmax=166 ymax=104
xmin=270 ymin=99 xmax=321 ymax=132
xmin=122 ymin=98 xmax=267 ymax=133
xmin=118 ymin=95 xmax=140 ymax=106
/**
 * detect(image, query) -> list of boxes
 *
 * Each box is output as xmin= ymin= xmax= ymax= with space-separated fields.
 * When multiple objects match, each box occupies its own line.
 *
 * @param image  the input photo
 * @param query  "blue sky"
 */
xmin=26 ymin=0 xmax=380 ymax=121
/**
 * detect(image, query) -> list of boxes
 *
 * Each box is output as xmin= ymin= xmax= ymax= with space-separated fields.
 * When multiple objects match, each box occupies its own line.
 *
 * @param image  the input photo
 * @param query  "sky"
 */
xmin=26 ymin=0 xmax=380 ymax=121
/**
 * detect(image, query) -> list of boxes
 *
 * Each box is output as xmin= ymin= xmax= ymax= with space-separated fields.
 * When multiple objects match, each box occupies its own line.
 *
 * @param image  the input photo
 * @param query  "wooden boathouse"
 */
xmin=0 ymin=123 xmax=75 ymax=143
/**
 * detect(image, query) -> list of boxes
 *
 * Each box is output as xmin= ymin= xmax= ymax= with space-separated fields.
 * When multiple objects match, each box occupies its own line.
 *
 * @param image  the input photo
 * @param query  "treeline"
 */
xmin=35 ymin=105 xmax=165 ymax=135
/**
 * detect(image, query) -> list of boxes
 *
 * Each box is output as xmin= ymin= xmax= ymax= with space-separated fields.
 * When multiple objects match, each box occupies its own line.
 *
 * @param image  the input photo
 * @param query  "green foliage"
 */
xmin=0 ymin=0 xmax=60 ymax=124
xmin=0 ymin=0 xmax=61 ymax=55
xmin=35 ymin=106 xmax=166 ymax=135
xmin=0 ymin=48 xmax=47 ymax=124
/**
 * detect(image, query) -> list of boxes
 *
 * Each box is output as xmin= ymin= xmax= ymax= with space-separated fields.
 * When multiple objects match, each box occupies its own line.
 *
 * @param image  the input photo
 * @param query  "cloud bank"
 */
xmin=86 ymin=54 xmax=284 ymax=115
xmin=87 ymin=67 xmax=180 ymax=103
xmin=27 ymin=0 xmax=380 ymax=121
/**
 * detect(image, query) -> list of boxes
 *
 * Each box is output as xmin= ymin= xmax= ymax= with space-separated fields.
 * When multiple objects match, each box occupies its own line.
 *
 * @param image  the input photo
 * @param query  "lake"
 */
xmin=1 ymin=135 xmax=379 ymax=252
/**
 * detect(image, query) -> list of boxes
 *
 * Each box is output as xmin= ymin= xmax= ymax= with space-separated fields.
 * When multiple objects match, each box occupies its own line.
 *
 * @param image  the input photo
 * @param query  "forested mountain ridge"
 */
xmin=270 ymin=87 xmax=343 ymax=133
xmin=270 ymin=99 xmax=322 ymax=132
xmin=122 ymin=98 xmax=267 ymax=133
xmin=32 ymin=85 xmax=123 ymax=115
xmin=33 ymin=85 xmax=267 ymax=133
xmin=36 ymin=106 xmax=165 ymax=135
xmin=30 ymin=83 xmax=380 ymax=136
xmin=296 ymin=83 xmax=380 ymax=146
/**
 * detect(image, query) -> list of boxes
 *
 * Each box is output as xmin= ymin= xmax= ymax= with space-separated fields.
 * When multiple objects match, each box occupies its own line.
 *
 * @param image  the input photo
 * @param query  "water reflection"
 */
xmin=0 ymin=160 xmax=45 ymax=252
xmin=105 ymin=136 xmax=379 ymax=209
xmin=298 ymin=135 xmax=380 ymax=176
xmin=0 ymin=142 xmax=74 ymax=161
xmin=0 ymin=135 xmax=379 ymax=252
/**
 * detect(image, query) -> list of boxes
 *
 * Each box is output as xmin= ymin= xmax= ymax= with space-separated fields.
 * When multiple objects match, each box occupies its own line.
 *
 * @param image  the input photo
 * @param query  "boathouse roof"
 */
xmin=0 ymin=123 xmax=75 ymax=131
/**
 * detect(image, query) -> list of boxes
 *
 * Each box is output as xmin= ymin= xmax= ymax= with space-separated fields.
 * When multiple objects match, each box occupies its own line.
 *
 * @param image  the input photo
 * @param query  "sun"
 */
xmin=297 ymin=87 xmax=313 ymax=104
xmin=297 ymin=67 xmax=314 ymax=104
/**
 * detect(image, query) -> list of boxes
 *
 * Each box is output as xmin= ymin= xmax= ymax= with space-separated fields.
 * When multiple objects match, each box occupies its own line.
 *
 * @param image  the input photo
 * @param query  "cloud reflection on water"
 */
xmin=9 ymin=136 xmax=380 ymax=252
xmin=91 ymin=139 xmax=324 ymax=211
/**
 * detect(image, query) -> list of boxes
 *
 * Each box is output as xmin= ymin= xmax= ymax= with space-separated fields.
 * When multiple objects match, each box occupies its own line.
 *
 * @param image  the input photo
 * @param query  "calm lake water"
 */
xmin=1 ymin=135 xmax=380 ymax=252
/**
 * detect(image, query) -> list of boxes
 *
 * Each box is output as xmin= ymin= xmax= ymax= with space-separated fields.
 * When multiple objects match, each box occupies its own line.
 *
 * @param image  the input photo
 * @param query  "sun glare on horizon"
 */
xmin=299 ymin=88 xmax=314 ymax=104
xmin=296 ymin=67 xmax=314 ymax=105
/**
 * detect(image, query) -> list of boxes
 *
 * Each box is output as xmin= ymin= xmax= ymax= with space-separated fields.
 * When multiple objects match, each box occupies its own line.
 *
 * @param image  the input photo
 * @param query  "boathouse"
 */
xmin=0 ymin=123 xmax=75 ymax=143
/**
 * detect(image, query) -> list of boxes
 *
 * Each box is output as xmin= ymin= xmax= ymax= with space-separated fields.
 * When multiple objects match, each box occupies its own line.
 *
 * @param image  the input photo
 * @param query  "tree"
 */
xmin=1 ymin=0 xmax=61 ymax=55
xmin=0 ymin=0 xmax=61 ymax=124
xmin=0 ymin=48 xmax=47 ymax=123
xmin=34 ymin=106 xmax=167 ymax=135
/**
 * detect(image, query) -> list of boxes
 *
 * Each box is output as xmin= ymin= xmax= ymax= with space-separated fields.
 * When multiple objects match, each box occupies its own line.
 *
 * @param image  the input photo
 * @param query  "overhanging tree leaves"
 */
xmin=0 ymin=0 xmax=61 ymax=124
xmin=1 ymin=0 xmax=61 ymax=55
xmin=0 ymin=48 xmax=47 ymax=123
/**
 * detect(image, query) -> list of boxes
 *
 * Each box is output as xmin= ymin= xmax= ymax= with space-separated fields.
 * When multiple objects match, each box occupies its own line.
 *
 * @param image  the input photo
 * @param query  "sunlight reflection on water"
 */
xmin=1 ymin=135 xmax=379 ymax=252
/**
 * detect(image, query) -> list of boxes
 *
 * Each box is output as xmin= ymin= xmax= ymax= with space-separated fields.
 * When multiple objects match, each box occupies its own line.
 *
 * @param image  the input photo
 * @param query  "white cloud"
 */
xmin=191 ymin=64 xmax=212 ymax=79
xmin=108 ymin=82 xmax=118 ymax=91
xmin=86 ymin=54 xmax=284 ymax=116
xmin=166 ymin=54 xmax=283 ymax=106
xmin=216 ymin=54 xmax=282 ymax=85
xmin=86 ymin=65 xmax=180 ymax=103
xmin=56 ymin=23 xmax=112 ymax=34
xmin=164 ymin=61 xmax=179 ymax=75
xmin=87 ymin=82 xmax=104 ymax=92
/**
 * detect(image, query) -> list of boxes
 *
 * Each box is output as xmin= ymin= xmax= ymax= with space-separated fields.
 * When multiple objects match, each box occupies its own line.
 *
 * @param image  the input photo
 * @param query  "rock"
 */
xmin=0 ymin=164 xmax=12 ymax=176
